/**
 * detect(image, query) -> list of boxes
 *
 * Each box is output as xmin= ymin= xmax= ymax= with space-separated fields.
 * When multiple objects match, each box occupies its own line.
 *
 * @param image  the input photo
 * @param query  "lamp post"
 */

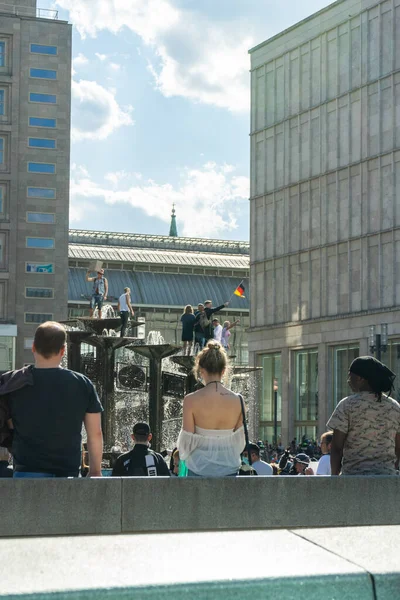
xmin=273 ymin=378 xmax=278 ymax=447
xmin=369 ymin=323 xmax=388 ymax=361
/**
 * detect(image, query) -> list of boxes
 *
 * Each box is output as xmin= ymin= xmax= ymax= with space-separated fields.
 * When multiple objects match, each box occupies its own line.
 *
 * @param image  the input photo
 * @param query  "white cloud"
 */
xmin=70 ymin=162 xmax=249 ymax=237
xmin=55 ymin=0 xmax=251 ymax=112
xmin=71 ymin=52 xmax=88 ymax=75
xmin=110 ymin=62 xmax=121 ymax=71
xmin=71 ymin=79 xmax=134 ymax=140
xmin=95 ymin=52 xmax=108 ymax=61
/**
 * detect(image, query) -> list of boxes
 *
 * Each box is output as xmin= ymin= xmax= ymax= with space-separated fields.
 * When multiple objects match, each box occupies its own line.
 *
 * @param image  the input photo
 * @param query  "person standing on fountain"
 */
xmin=180 ymin=305 xmax=196 ymax=355
xmin=118 ymin=287 xmax=134 ymax=337
xmin=177 ymin=342 xmax=244 ymax=477
xmin=86 ymin=268 xmax=108 ymax=319
xmin=0 ymin=322 xmax=103 ymax=478
xmin=202 ymin=300 xmax=229 ymax=342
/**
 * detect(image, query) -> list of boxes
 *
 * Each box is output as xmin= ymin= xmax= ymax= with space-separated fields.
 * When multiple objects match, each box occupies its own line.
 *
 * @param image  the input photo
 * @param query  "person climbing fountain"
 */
xmin=118 ymin=287 xmax=135 ymax=337
xmin=86 ymin=268 xmax=108 ymax=319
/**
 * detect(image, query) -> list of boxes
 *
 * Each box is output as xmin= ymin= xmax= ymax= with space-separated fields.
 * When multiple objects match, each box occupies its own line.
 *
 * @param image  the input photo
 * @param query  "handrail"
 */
xmin=0 ymin=3 xmax=58 ymax=19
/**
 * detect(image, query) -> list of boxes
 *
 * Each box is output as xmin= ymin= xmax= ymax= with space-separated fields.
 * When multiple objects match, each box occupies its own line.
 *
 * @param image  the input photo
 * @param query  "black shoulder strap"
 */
xmin=239 ymin=394 xmax=252 ymax=466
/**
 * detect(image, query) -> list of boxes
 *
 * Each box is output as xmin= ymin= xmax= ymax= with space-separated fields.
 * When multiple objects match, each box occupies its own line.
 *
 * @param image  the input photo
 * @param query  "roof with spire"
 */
xmin=169 ymin=204 xmax=178 ymax=237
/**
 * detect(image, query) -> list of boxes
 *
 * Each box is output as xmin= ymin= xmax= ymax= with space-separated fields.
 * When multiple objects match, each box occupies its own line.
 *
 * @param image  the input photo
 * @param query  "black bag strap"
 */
xmin=239 ymin=393 xmax=252 ymax=466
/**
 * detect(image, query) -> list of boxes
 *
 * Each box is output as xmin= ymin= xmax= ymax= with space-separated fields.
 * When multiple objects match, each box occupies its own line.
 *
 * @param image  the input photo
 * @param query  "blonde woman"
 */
xmin=177 ymin=341 xmax=244 ymax=476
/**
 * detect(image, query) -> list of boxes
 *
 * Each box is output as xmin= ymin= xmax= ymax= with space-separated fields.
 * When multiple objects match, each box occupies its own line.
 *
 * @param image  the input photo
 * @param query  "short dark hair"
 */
xmin=247 ymin=443 xmax=260 ymax=456
xmin=33 ymin=321 xmax=66 ymax=358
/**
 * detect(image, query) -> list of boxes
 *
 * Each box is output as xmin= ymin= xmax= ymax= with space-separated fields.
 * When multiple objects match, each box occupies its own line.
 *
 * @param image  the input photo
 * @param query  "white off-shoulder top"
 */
xmin=177 ymin=425 xmax=245 ymax=477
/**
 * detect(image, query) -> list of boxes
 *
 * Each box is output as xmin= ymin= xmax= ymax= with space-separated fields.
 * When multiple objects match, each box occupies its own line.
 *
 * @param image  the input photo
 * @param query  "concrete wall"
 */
xmin=248 ymin=0 xmax=400 ymax=443
xmin=1 ymin=476 xmax=399 ymax=537
xmin=250 ymin=0 xmax=400 ymax=329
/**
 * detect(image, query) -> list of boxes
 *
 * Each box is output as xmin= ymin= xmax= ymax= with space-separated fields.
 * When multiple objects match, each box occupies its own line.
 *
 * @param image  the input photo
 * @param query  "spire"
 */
xmin=169 ymin=203 xmax=178 ymax=237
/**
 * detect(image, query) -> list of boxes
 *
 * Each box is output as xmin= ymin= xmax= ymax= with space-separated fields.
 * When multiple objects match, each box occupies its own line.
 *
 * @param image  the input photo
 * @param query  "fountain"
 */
xmin=125 ymin=332 xmax=180 ymax=452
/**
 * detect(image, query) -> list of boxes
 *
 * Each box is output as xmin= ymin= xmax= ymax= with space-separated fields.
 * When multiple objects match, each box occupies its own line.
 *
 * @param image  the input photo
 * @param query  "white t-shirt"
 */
xmin=316 ymin=453 xmax=331 ymax=475
xmin=213 ymin=324 xmax=222 ymax=343
xmin=119 ymin=292 xmax=129 ymax=312
xmin=221 ymin=327 xmax=230 ymax=348
xmin=251 ymin=459 xmax=273 ymax=476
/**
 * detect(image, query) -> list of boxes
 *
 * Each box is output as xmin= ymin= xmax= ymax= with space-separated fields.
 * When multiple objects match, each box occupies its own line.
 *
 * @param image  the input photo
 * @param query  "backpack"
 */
xmin=199 ymin=310 xmax=211 ymax=330
xmin=126 ymin=451 xmax=157 ymax=477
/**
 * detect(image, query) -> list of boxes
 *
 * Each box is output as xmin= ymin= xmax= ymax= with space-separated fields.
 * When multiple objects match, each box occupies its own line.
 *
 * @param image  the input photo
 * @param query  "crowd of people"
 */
xmin=0 ymin=321 xmax=399 ymax=478
xmin=180 ymin=299 xmax=240 ymax=355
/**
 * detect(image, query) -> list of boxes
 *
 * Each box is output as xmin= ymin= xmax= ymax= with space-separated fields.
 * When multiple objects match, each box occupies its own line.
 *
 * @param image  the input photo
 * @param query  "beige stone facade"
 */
xmin=249 ymin=0 xmax=400 ymax=444
xmin=0 ymin=0 xmax=71 ymax=369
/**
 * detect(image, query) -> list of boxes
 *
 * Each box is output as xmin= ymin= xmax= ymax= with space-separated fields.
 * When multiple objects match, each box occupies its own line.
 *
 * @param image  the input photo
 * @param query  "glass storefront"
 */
xmin=259 ymin=353 xmax=281 ymax=443
xmin=331 ymin=344 xmax=359 ymax=408
xmin=385 ymin=340 xmax=400 ymax=402
xmin=295 ymin=348 xmax=318 ymax=441
xmin=0 ymin=335 xmax=14 ymax=372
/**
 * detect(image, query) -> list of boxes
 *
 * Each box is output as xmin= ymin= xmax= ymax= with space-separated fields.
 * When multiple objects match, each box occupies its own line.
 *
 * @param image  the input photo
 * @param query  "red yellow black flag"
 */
xmin=233 ymin=283 xmax=245 ymax=298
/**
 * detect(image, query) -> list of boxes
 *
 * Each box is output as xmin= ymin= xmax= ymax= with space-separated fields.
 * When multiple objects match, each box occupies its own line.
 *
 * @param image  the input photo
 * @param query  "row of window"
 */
xmin=0 ymin=100 xmax=59 ymax=120
xmin=0 ymin=43 xmax=58 ymax=70
xmin=0 ymin=187 xmax=56 ymax=213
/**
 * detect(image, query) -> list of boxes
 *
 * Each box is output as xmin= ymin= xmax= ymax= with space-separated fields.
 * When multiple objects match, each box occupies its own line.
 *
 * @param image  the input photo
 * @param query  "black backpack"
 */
xmin=126 ymin=450 xmax=157 ymax=476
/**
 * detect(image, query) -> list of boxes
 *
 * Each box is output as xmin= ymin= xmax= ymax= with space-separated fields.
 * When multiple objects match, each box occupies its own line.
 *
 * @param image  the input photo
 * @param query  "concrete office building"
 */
xmin=0 ymin=0 xmax=71 ymax=369
xmin=249 ymin=0 xmax=400 ymax=444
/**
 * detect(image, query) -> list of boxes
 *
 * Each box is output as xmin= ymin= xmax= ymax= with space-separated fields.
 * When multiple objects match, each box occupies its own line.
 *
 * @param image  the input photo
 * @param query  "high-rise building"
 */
xmin=0 ymin=0 xmax=71 ymax=369
xmin=249 ymin=0 xmax=400 ymax=444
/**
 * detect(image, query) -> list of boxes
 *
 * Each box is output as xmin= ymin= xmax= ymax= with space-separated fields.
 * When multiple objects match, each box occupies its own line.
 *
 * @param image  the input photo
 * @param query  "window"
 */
xmin=26 ymin=237 xmax=54 ymax=249
xmin=27 ymin=187 xmax=56 ymax=199
xmin=0 ymin=337 xmax=14 ymax=372
xmin=294 ymin=348 xmax=318 ymax=441
xmin=258 ymin=353 xmax=281 ymax=444
xmin=0 ymin=185 xmax=5 ymax=213
xmin=25 ymin=313 xmax=53 ymax=324
xmin=0 ymin=42 xmax=5 ymax=68
xmin=27 ymin=212 xmax=55 ymax=224
xmin=28 ymin=163 xmax=55 ymax=174
xmin=30 ymin=44 xmax=57 ymax=56
xmin=25 ymin=262 xmax=53 ymax=273
xmin=25 ymin=287 xmax=54 ymax=299
xmin=24 ymin=338 xmax=34 ymax=350
xmin=28 ymin=138 xmax=56 ymax=149
xmin=0 ymin=138 xmax=4 ymax=164
xmin=30 ymin=68 xmax=57 ymax=80
xmin=331 ymin=345 xmax=359 ymax=409
xmin=29 ymin=93 xmax=56 ymax=104
xmin=385 ymin=341 xmax=400 ymax=403
xmin=0 ymin=90 xmax=4 ymax=116
xmin=29 ymin=117 xmax=56 ymax=128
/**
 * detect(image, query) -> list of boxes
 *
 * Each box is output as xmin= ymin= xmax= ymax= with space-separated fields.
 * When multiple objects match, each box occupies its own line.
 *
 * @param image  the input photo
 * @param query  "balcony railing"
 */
xmin=0 ymin=3 xmax=58 ymax=19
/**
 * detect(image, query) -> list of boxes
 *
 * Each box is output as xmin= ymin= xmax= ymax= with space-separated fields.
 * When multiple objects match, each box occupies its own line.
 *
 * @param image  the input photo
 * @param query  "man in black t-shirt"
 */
xmin=112 ymin=422 xmax=170 ymax=477
xmin=0 ymin=321 xmax=103 ymax=478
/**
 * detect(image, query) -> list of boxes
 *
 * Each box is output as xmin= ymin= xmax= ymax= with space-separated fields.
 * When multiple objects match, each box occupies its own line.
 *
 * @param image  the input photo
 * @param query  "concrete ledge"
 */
xmin=1 ymin=476 xmax=399 ymax=537
xmin=122 ymin=475 xmax=400 ymax=532
xmin=0 ymin=478 xmax=121 ymax=537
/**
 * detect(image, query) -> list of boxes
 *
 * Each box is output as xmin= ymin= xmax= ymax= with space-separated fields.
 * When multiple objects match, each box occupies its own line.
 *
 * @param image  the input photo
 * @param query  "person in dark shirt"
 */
xmin=112 ymin=422 xmax=170 ymax=477
xmin=202 ymin=299 xmax=229 ymax=341
xmin=5 ymin=321 xmax=103 ymax=478
xmin=180 ymin=305 xmax=196 ymax=355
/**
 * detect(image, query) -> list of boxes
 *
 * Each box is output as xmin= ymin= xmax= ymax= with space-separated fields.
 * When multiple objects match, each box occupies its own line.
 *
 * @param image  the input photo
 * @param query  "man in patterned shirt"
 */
xmin=327 ymin=356 xmax=400 ymax=475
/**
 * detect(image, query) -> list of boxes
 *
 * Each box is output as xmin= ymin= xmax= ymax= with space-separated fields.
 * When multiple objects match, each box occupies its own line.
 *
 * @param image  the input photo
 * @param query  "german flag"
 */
xmin=234 ymin=283 xmax=245 ymax=298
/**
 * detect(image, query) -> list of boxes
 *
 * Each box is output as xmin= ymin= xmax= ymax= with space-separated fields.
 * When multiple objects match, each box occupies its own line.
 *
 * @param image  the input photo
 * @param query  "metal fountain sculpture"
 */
xmin=63 ymin=309 xmax=180 ymax=452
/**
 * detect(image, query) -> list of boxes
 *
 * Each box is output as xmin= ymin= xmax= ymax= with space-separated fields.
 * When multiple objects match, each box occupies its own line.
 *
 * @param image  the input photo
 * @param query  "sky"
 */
xmin=44 ymin=0 xmax=334 ymax=241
